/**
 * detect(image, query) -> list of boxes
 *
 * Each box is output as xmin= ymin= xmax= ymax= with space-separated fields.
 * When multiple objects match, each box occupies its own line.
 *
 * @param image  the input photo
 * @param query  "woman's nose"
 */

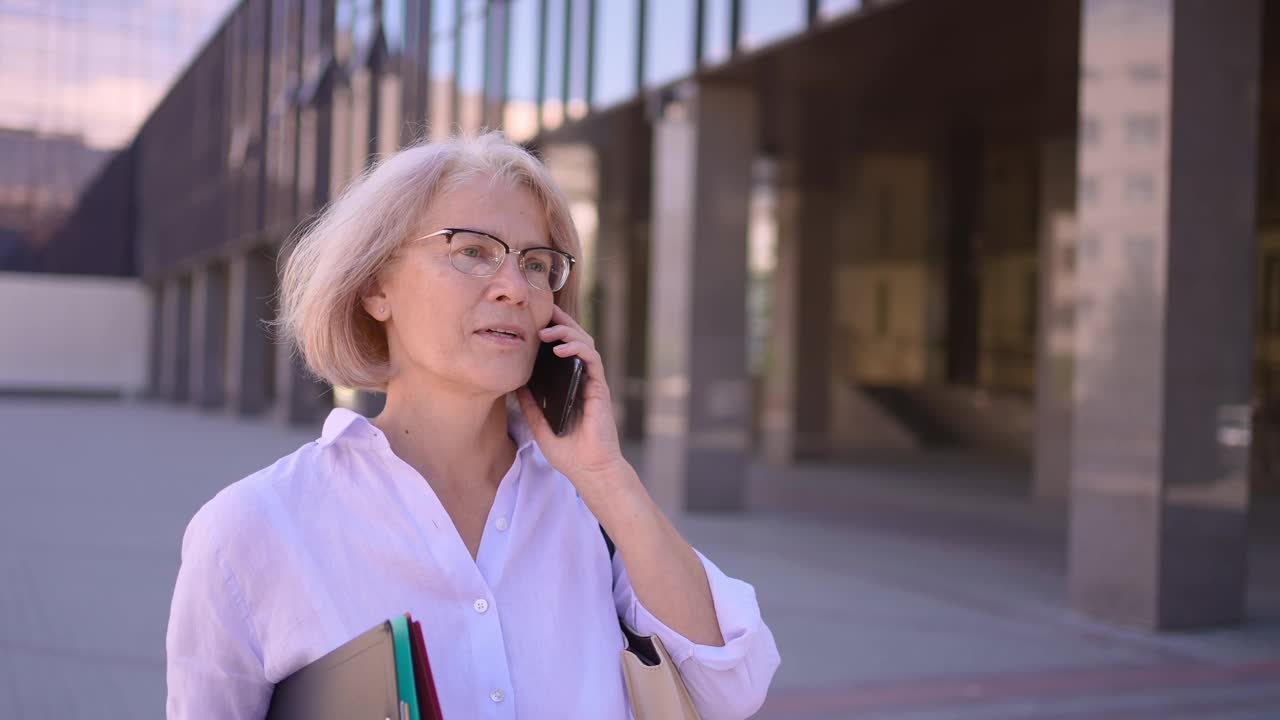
xmin=487 ymin=253 xmax=529 ymax=303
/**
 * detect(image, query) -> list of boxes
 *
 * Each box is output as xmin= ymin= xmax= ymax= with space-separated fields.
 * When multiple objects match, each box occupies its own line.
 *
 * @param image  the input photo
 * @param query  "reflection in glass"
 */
xmin=593 ymin=0 xmax=638 ymax=108
xmin=566 ymin=0 xmax=590 ymax=120
xmin=383 ymin=0 xmax=406 ymax=55
xmin=1125 ymin=114 xmax=1159 ymax=146
xmin=458 ymin=1 xmax=486 ymax=135
xmin=819 ymin=0 xmax=862 ymax=20
xmin=379 ymin=0 xmax=405 ymax=153
xmin=353 ymin=0 xmax=376 ymax=55
xmin=542 ymin=0 xmax=566 ymax=130
xmin=645 ymin=0 xmax=695 ymax=87
xmin=740 ymin=0 xmax=805 ymax=50
xmin=429 ymin=0 xmax=457 ymax=139
xmin=505 ymin=0 xmax=540 ymax=142
xmin=701 ymin=0 xmax=731 ymax=66
xmin=335 ymin=0 xmax=354 ymax=64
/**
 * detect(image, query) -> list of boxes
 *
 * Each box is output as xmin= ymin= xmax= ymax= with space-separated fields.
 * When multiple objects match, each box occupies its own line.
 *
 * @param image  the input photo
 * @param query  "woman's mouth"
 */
xmin=476 ymin=328 xmax=524 ymax=346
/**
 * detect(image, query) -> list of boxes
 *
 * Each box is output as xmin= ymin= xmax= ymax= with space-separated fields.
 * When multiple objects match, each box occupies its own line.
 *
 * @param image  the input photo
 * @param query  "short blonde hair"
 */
xmin=275 ymin=132 xmax=583 ymax=391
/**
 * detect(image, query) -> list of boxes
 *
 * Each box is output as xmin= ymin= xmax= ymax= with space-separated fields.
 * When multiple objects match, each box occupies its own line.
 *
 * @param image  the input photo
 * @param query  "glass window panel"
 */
xmin=432 ymin=0 xmax=457 ymax=35
xmin=353 ymin=0 xmax=376 ymax=54
xmin=335 ymin=0 xmax=354 ymax=64
xmin=593 ymin=0 xmax=638 ymax=108
xmin=430 ymin=31 xmax=455 ymax=139
xmin=739 ymin=0 xmax=805 ymax=51
xmin=458 ymin=3 xmax=485 ymax=135
xmin=566 ymin=0 xmax=590 ymax=120
xmin=701 ymin=0 xmax=731 ymax=66
xmin=542 ymin=0 xmax=566 ymax=130
xmin=505 ymin=0 xmax=540 ymax=141
xmin=350 ymin=69 xmax=373 ymax=169
xmin=378 ymin=73 xmax=403 ymax=154
xmin=819 ymin=0 xmax=862 ymax=20
xmin=645 ymin=0 xmax=695 ymax=87
xmin=484 ymin=1 xmax=508 ymax=128
xmin=383 ymin=0 xmax=406 ymax=55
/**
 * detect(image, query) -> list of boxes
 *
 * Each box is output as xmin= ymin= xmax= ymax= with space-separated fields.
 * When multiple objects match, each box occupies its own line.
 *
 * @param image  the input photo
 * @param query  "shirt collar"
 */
xmin=316 ymin=396 xmax=538 ymax=453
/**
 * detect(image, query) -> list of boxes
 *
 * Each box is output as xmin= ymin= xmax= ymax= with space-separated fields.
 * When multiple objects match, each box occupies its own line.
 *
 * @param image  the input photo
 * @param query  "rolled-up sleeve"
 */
xmin=612 ymin=547 xmax=781 ymax=720
xmin=166 ymin=505 xmax=273 ymax=719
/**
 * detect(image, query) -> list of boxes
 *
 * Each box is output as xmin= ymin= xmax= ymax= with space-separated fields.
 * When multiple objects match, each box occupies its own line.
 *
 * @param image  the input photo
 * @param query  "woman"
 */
xmin=165 ymin=133 xmax=780 ymax=719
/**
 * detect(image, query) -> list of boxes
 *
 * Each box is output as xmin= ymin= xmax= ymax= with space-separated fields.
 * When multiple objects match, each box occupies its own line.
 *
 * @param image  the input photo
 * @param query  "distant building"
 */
xmin=0 ymin=128 xmax=105 ymax=269
xmin=51 ymin=0 xmax=1280 ymax=631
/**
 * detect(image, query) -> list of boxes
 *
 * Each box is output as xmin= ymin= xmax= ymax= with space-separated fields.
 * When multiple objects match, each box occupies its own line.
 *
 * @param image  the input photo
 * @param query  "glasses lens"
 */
xmin=449 ymin=232 xmax=505 ymax=276
xmin=522 ymin=249 xmax=570 ymax=292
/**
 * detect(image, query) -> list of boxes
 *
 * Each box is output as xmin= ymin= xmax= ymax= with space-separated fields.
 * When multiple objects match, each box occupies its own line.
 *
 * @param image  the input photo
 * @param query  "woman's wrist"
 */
xmin=576 ymin=461 xmax=651 ymax=527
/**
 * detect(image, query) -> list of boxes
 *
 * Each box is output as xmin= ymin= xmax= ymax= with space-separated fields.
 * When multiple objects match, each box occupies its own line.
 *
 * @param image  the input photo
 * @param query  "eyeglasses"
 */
xmin=416 ymin=227 xmax=576 ymax=293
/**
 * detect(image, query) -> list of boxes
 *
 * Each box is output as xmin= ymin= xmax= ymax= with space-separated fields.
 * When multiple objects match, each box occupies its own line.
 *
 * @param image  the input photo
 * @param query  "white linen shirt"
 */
xmin=165 ymin=406 xmax=780 ymax=719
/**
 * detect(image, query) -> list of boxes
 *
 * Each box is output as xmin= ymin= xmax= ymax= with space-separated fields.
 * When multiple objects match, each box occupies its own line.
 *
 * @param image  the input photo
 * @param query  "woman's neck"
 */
xmin=370 ymin=374 xmax=516 ymax=500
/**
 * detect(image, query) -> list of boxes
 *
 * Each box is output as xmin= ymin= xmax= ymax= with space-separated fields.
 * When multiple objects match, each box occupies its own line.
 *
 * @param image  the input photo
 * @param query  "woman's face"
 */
xmin=368 ymin=176 xmax=558 ymax=398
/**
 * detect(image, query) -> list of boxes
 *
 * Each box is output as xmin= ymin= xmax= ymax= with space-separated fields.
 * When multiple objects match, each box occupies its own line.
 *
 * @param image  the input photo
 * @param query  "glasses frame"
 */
xmin=416 ymin=227 xmax=577 ymax=293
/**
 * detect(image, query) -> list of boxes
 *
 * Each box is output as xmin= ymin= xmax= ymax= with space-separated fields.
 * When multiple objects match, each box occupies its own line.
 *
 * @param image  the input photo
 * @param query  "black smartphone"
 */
xmin=526 ymin=339 xmax=585 ymax=436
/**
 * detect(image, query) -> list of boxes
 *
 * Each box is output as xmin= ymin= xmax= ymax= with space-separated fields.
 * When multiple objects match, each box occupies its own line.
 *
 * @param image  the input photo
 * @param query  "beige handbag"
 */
xmin=618 ymin=621 xmax=702 ymax=720
xmin=602 ymin=527 xmax=702 ymax=720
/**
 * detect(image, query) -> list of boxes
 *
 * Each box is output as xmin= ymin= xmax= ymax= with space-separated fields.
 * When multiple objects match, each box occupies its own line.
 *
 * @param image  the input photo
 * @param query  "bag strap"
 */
xmin=600 ymin=524 xmax=616 ymax=560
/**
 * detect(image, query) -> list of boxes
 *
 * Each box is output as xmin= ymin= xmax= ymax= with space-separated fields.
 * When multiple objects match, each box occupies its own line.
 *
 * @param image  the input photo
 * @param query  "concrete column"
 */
xmin=190 ymin=262 xmax=229 ymax=409
xmin=226 ymin=249 xmax=274 ymax=416
xmin=597 ymin=109 xmax=651 ymax=441
xmin=644 ymin=81 xmax=757 ymax=514
xmin=1069 ymin=0 xmax=1259 ymax=629
xmin=159 ymin=276 xmax=192 ymax=403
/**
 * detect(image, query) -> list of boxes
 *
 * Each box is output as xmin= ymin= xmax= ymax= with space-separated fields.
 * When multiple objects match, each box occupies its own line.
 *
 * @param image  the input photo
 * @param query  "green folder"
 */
xmin=390 ymin=615 xmax=421 ymax=720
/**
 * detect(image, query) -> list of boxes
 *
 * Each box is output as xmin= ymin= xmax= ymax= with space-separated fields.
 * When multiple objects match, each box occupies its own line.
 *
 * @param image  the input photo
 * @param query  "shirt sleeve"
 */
xmin=166 ymin=504 xmax=273 ymax=719
xmin=612 ymin=547 xmax=781 ymax=720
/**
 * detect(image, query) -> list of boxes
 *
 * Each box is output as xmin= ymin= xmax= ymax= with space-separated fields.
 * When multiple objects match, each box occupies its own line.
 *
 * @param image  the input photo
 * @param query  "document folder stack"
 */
xmin=265 ymin=613 xmax=443 ymax=720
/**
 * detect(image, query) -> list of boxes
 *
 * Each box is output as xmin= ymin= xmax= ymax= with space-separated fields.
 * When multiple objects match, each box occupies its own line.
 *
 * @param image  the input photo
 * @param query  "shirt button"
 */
xmin=490 ymin=688 xmax=505 ymax=703
xmin=473 ymin=598 xmax=489 ymax=614
xmin=495 ymin=517 xmax=508 ymax=531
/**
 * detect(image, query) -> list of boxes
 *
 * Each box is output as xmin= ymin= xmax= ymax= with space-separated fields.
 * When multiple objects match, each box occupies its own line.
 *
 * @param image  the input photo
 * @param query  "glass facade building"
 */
xmin=46 ymin=0 xmax=1280 ymax=631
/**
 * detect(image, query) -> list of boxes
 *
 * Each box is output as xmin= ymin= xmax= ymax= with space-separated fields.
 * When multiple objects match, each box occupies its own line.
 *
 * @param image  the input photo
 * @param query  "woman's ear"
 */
xmin=360 ymin=280 xmax=390 ymax=322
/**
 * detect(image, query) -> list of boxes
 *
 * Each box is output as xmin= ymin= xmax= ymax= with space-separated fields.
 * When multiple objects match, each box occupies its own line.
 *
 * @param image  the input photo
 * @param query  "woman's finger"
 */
xmin=538 ymin=322 xmax=595 ymax=350
xmin=552 ymin=340 xmax=602 ymax=368
xmin=549 ymin=305 xmax=592 ymax=339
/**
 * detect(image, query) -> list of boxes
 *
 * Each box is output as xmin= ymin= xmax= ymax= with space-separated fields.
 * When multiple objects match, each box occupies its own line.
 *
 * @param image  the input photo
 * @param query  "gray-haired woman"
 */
xmin=165 ymin=133 xmax=780 ymax=719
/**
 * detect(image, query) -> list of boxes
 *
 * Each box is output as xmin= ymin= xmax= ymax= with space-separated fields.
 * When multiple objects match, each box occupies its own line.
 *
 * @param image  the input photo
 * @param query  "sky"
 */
xmin=0 ymin=0 xmax=237 ymax=149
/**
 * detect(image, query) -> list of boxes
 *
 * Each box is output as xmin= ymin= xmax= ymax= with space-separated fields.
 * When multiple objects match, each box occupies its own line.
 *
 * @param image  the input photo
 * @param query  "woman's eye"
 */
xmin=526 ymin=261 xmax=547 ymax=273
xmin=459 ymin=246 xmax=482 ymax=258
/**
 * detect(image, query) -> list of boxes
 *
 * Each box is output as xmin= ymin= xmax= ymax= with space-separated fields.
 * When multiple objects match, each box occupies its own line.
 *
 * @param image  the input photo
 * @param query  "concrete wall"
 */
xmin=0 ymin=272 xmax=150 ymax=395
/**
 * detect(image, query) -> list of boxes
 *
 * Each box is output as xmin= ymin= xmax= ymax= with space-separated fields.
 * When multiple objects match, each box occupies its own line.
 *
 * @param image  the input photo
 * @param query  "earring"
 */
xmin=378 ymin=307 xmax=386 ymax=315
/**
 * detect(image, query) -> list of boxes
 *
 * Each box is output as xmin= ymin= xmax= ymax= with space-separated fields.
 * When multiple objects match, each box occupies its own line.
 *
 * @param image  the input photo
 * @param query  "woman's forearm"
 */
xmin=579 ymin=463 xmax=726 ymax=647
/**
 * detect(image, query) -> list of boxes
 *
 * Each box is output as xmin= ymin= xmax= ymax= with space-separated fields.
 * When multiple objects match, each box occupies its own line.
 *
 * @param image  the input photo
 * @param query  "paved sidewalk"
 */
xmin=1 ymin=398 xmax=1277 ymax=719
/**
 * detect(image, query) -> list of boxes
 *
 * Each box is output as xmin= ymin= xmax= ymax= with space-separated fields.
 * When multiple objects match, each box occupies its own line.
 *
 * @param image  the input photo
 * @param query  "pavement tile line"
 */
xmin=755 ymin=658 xmax=1280 ymax=717
xmin=1001 ymin=693 xmax=1280 ymax=720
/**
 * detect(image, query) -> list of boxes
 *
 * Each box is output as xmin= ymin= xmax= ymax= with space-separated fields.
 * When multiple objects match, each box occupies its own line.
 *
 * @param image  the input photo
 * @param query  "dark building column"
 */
xmin=275 ymin=341 xmax=332 ymax=426
xmin=226 ymin=249 xmax=275 ymax=416
xmin=934 ymin=123 xmax=983 ymax=387
xmin=159 ymin=275 xmax=192 ymax=403
xmin=1033 ymin=138 xmax=1078 ymax=501
xmin=273 ymin=243 xmax=331 ymax=427
xmin=762 ymin=93 xmax=840 ymax=464
xmin=597 ymin=109 xmax=651 ymax=442
xmin=146 ymin=282 xmax=164 ymax=399
xmin=644 ymin=81 xmax=757 ymax=514
xmin=1069 ymin=0 xmax=1260 ymax=629
xmin=190 ymin=262 xmax=229 ymax=409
